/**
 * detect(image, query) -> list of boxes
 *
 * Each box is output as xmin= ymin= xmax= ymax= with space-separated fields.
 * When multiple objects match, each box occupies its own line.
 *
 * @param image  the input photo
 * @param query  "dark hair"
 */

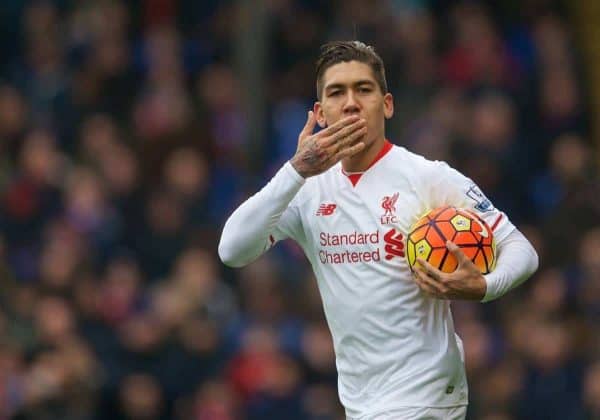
xmin=315 ymin=41 xmax=388 ymax=100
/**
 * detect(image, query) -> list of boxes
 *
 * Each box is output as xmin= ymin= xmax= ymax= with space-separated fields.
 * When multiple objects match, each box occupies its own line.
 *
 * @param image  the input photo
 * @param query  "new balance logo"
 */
xmin=384 ymin=228 xmax=405 ymax=260
xmin=316 ymin=203 xmax=337 ymax=216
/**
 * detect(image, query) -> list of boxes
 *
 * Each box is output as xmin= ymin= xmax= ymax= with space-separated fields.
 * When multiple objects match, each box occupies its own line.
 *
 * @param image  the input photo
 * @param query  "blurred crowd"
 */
xmin=0 ymin=0 xmax=599 ymax=419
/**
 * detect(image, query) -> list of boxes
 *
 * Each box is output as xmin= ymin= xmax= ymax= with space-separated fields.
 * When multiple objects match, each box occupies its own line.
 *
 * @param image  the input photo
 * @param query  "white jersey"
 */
xmin=220 ymin=141 xmax=518 ymax=418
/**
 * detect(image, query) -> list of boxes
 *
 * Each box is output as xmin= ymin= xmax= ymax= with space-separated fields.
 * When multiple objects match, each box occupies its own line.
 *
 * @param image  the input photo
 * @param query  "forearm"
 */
xmin=482 ymin=229 xmax=539 ymax=302
xmin=218 ymin=162 xmax=305 ymax=267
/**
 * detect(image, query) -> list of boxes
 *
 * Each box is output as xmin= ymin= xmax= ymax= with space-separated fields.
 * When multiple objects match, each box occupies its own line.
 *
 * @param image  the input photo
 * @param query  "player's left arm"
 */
xmin=413 ymin=161 xmax=539 ymax=301
xmin=414 ymin=229 xmax=538 ymax=301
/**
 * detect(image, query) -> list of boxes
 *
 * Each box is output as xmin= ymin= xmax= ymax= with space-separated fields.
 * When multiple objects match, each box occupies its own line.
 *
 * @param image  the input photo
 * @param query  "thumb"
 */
xmin=446 ymin=240 xmax=469 ymax=266
xmin=299 ymin=110 xmax=317 ymax=142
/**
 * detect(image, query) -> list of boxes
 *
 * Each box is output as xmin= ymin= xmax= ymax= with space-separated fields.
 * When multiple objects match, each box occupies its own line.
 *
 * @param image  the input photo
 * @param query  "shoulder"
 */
xmin=388 ymin=144 xmax=452 ymax=174
xmin=387 ymin=145 xmax=474 ymax=195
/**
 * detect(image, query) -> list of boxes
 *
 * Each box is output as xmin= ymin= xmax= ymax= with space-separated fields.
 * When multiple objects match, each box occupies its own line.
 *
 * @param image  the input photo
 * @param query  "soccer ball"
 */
xmin=406 ymin=206 xmax=496 ymax=274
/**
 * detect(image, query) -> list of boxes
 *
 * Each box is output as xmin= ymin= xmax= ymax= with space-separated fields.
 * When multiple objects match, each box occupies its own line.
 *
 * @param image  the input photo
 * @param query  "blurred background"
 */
xmin=0 ymin=0 xmax=599 ymax=419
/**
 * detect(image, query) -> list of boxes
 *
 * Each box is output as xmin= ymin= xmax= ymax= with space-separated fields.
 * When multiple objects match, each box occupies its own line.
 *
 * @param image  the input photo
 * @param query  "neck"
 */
xmin=342 ymin=137 xmax=386 ymax=172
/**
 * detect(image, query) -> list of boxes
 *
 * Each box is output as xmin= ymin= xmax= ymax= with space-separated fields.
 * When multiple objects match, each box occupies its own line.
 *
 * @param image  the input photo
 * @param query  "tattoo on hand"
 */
xmin=302 ymin=141 xmax=320 ymax=165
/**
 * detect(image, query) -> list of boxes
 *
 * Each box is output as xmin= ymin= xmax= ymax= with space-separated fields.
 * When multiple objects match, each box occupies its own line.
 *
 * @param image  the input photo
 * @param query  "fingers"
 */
xmin=320 ymin=114 xmax=361 ymax=138
xmin=416 ymin=258 xmax=444 ymax=281
xmin=414 ymin=258 xmax=450 ymax=298
xmin=333 ymin=140 xmax=366 ymax=161
xmin=413 ymin=267 xmax=448 ymax=298
xmin=329 ymin=127 xmax=367 ymax=161
xmin=446 ymin=241 xmax=469 ymax=267
xmin=414 ymin=251 xmax=485 ymax=300
xmin=291 ymin=113 xmax=366 ymax=178
xmin=299 ymin=110 xmax=317 ymax=141
xmin=320 ymin=119 xmax=366 ymax=148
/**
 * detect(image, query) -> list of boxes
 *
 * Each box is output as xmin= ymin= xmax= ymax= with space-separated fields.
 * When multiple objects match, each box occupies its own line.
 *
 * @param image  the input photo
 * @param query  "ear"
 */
xmin=383 ymin=93 xmax=394 ymax=119
xmin=314 ymin=102 xmax=327 ymax=128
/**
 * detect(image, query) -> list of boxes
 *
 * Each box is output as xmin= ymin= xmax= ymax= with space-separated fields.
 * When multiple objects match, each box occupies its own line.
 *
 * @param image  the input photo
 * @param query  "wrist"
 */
xmin=481 ymin=272 xmax=496 ymax=302
xmin=290 ymin=157 xmax=309 ymax=178
xmin=476 ymin=273 xmax=487 ymax=300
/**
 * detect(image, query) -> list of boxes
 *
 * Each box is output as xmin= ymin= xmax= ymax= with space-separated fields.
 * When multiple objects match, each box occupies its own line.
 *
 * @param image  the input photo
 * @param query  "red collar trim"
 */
xmin=342 ymin=140 xmax=393 ymax=186
xmin=367 ymin=139 xmax=393 ymax=170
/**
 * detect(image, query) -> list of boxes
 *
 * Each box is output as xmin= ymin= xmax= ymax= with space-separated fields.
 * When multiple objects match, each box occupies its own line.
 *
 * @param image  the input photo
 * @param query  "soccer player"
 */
xmin=218 ymin=41 xmax=538 ymax=420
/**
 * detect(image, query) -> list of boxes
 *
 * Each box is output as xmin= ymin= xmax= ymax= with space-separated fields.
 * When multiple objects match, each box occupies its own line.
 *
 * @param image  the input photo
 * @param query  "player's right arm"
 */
xmin=218 ymin=111 xmax=366 ymax=267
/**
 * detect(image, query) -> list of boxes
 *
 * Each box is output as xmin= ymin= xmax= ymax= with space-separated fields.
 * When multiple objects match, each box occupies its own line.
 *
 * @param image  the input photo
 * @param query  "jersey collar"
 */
xmin=341 ymin=139 xmax=393 ymax=187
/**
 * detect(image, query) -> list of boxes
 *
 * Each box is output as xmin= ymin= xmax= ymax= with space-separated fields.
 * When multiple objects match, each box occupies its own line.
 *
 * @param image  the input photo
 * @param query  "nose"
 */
xmin=343 ymin=90 xmax=360 ymax=115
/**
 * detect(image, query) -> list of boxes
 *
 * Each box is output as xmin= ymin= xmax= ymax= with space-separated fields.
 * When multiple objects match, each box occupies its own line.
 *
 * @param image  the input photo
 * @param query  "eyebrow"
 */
xmin=324 ymin=80 xmax=376 ymax=92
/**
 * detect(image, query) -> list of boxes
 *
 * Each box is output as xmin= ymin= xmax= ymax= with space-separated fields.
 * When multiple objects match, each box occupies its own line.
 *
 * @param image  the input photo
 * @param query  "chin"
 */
xmin=363 ymin=136 xmax=376 ymax=148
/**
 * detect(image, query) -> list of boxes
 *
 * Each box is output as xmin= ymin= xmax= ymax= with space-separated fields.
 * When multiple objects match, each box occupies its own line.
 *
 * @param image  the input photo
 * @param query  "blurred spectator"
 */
xmin=517 ymin=318 xmax=583 ymax=419
xmin=178 ymin=380 xmax=240 ymax=420
xmin=0 ymin=85 xmax=28 ymax=151
xmin=541 ymin=137 xmax=600 ymax=265
xmin=582 ymin=361 xmax=600 ymax=419
xmin=442 ymin=3 xmax=519 ymax=89
xmin=116 ymin=373 xmax=165 ymax=420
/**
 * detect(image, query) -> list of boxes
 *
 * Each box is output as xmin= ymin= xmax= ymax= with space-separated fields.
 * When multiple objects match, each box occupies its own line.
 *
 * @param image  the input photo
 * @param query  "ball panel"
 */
xmin=441 ymin=253 xmax=459 ymax=273
xmin=482 ymin=245 xmax=495 ymax=271
xmin=450 ymin=214 xmax=471 ymax=232
xmin=409 ymin=224 xmax=429 ymax=243
xmin=411 ymin=215 xmax=432 ymax=232
xmin=459 ymin=245 xmax=479 ymax=261
xmin=424 ymin=224 xmax=448 ymax=248
xmin=466 ymin=211 xmax=494 ymax=244
xmin=435 ymin=207 xmax=458 ymax=221
xmin=452 ymin=231 xmax=478 ymax=246
xmin=407 ymin=240 xmax=416 ymax=267
xmin=479 ymin=226 xmax=494 ymax=247
xmin=406 ymin=205 xmax=496 ymax=274
xmin=414 ymin=239 xmax=432 ymax=261
xmin=427 ymin=248 xmax=448 ymax=269
xmin=489 ymin=241 xmax=497 ymax=270
xmin=472 ymin=249 xmax=489 ymax=273
xmin=433 ymin=221 xmax=456 ymax=244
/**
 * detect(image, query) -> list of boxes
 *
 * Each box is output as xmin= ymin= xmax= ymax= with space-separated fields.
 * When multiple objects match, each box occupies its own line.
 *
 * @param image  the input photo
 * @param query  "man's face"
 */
xmin=315 ymin=61 xmax=393 ymax=147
